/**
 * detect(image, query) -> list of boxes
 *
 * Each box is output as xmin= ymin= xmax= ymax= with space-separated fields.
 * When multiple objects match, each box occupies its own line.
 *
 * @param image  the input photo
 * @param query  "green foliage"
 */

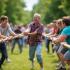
xmin=0 ymin=0 xmax=31 ymax=25
xmin=32 ymin=0 xmax=50 ymax=23
xmin=44 ymin=0 xmax=67 ymax=24
xmin=0 ymin=0 xmax=7 ymax=16
xmin=0 ymin=0 xmax=70 ymax=25
xmin=32 ymin=0 xmax=67 ymax=24
xmin=22 ymin=11 xmax=32 ymax=24
xmin=5 ymin=0 xmax=25 ymax=24
xmin=61 ymin=0 xmax=70 ymax=15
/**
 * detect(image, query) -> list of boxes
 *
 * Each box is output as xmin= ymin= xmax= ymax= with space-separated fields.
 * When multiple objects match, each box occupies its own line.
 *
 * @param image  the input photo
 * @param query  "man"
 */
xmin=52 ymin=18 xmax=70 ymax=70
xmin=24 ymin=13 xmax=44 ymax=70
xmin=11 ymin=25 xmax=23 ymax=53
xmin=0 ymin=16 xmax=16 ymax=69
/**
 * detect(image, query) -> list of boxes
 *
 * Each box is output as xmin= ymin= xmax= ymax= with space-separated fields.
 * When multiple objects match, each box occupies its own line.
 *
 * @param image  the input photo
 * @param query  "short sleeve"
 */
xmin=61 ymin=27 xmax=70 ymax=36
xmin=7 ymin=24 xmax=14 ymax=34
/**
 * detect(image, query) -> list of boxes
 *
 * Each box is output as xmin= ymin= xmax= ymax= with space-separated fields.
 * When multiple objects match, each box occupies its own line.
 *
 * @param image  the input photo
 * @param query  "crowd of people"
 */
xmin=43 ymin=16 xmax=70 ymax=70
xmin=0 ymin=13 xmax=70 ymax=70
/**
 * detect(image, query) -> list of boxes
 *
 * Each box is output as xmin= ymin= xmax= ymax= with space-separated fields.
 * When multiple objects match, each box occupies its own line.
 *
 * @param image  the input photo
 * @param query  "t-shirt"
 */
xmin=14 ymin=28 xmax=22 ymax=34
xmin=0 ymin=23 xmax=14 ymax=36
xmin=14 ymin=27 xmax=22 ymax=40
xmin=61 ymin=26 xmax=70 ymax=44
xmin=58 ymin=28 xmax=64 ymax=35
xmin=27 ymin=22 xmax=44 ymax=46
xmin=44 ymin=27 xmax=50 ymax=33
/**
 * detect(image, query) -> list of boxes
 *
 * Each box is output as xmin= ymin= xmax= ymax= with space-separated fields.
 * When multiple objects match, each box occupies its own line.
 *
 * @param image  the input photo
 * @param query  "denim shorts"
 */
xmin=64 ymin=49 xmax=70 ymax=60
xmin=53 ymin=44 xmax=60 ymax=52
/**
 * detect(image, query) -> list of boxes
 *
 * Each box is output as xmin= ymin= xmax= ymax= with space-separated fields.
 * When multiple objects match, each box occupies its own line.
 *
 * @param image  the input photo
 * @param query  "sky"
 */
xmin=24 ymin=0 xmax=39 ymax=11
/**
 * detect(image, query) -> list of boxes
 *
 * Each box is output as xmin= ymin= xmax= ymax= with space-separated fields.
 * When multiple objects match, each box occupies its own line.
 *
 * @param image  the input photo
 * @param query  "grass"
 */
xmin=2 ymin=43 xmax=58 ymax=70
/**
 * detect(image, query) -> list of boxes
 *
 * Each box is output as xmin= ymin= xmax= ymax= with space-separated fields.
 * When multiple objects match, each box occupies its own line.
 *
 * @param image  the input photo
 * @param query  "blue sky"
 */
xmin=24 ymin=0 xmax=39 ymax=11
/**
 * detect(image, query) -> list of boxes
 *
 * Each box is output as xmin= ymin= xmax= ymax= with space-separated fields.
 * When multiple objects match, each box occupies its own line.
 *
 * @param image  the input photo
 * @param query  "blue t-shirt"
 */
xmin=61 ymin=26 xmax=70 ymax=44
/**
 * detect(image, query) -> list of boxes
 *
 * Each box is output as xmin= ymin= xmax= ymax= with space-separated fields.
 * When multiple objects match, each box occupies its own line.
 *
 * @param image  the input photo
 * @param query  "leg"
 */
xmin=36 ymin=43 xmax=44 ymax=70
xmin=56 ymin=47 xmax=68 ymax=70
xmin=11 ymin=40 xmax=16 ymax=53
xmin=29 ymin=45 xmax=36 ymax=69
xmin=18 ymin=38 xmax=23 ymax=53
xmin=64 ymin=50 xmax=70 ymax=64
xmin=45 ymin=37 xmax=50 ymax=53
xmin=0 ymin=43 xmax=7 ymax=68
xmin=51 ymin=43 xmax=54 ymax=53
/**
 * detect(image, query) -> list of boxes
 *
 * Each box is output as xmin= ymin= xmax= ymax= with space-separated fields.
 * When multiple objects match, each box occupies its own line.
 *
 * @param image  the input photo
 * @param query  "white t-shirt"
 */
xmin=0 ymin=23 xmax=14 ymax=36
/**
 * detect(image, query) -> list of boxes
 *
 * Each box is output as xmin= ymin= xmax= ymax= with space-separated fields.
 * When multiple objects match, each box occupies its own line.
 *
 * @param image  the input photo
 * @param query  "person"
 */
xmin=20 ymin=25 xmax=27 ymax=47
xmin=0 ymin=16 xmax=16 ymax=69
xmin=52 ymin=18 xmax=70 ymax=70
xmin=24 ymin=13 xmax=44 ymax=70
xmin=45 ymin=24 xmax=52 ymax=53
xmin=51 ymin=19 xmax=68 ymax=70
xmin=44 ymin=22 xmax=59 ymax=53
xmin=11 ymin=25 xmax=23 ymax=53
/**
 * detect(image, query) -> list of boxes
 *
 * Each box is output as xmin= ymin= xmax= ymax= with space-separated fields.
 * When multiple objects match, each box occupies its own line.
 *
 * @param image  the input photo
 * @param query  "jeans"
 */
xmin=11 ymin=38 xmax=23 ymax=53
xmin=29 ymin=42 xmax=43 ymax=64
xmin=45 ymin=37 xmax=50 ymax=53
xmin=0 ymin=42 xmax=8 ymax=67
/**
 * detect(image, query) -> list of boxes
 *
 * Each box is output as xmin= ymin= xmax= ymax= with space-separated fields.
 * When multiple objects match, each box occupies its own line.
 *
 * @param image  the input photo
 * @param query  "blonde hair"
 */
xmin=34 ymin=13 xmax=41 ymax=18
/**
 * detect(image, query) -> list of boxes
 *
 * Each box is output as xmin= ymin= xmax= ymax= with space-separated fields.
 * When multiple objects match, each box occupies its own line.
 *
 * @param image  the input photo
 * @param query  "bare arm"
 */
xmin=52 ymin=35 xmax=67 ymax=44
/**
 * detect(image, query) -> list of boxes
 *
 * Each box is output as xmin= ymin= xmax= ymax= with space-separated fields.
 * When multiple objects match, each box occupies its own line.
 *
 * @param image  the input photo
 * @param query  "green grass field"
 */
xmin=2 ymin=43 xmax=58 ymax=70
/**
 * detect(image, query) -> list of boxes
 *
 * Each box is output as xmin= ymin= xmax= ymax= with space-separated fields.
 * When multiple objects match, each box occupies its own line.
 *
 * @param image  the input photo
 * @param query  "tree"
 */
xmin=61 ymin=0 xmax=70 ymax=15
xmin=5 ymin=0 xmax=25 ymax=24
xmin=32 ymin=0 xmax=66 ymax=24
xmin=0 ymin=0 xmax=7 ymax=16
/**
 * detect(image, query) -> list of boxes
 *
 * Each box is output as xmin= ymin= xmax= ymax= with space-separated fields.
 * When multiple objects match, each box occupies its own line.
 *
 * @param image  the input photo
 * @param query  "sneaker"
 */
xmin=56 ymin=62 xmax=62 ymax=67
xmin=56 ymin=66 xmax=66 ymax=70
xmin=41 ymin=68 xmax=44 ymax=70
xmin=33 ymin=58 xmax=35 ymax=61
xmin=6 ymin=58 xmax=11 ymax=63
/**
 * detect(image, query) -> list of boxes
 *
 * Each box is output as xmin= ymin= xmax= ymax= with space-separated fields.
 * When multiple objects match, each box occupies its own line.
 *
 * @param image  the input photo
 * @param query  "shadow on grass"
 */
xmin=11 ymin=52 xmax=20 ymax=55
xmin=51 ymin=59 xmax=59 ymax=64
xmin=30 ymin=67 xmax=35 ymax=70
